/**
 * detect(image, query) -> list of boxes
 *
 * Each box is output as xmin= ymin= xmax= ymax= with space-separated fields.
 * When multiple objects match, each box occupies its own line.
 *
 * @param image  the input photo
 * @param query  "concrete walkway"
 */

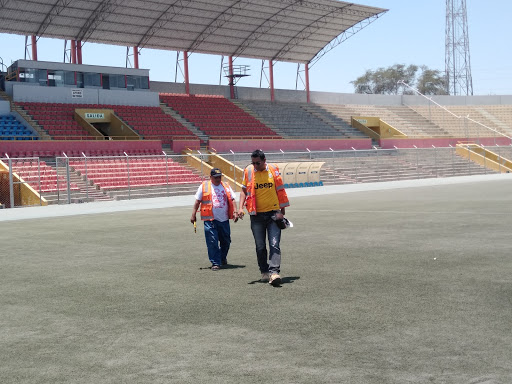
xmin=1 ymin=173 xmax=511 ymax=222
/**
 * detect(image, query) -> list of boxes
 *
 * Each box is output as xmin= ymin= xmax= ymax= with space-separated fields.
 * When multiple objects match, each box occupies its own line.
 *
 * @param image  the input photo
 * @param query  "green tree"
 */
xmin=351 ymin=64 xmax=446 ymax=95
xmin=416 ymin=66 xmax=448 ymax=95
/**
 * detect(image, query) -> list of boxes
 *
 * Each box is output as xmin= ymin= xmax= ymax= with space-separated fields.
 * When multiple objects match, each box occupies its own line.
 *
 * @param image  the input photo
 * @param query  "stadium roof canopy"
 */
xmin=0 ymin=0 xmax=387 ymax=65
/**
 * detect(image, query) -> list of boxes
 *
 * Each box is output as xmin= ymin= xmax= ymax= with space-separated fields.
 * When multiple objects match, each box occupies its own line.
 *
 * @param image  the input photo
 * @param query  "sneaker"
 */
xmin=221 ymin=260 xmax=228 ymax=266
xmin=269 ymin=273 xmax=282 ymax=286
xmin=260 ymin=272 xmax=270 ymax=282
xmin=211 ymin=265 xmax=220 ymax=271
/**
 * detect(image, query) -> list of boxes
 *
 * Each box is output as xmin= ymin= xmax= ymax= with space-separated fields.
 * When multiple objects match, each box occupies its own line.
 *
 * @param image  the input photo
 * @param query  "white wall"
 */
xmin=9 ymin=83 xmax=159 ymax=106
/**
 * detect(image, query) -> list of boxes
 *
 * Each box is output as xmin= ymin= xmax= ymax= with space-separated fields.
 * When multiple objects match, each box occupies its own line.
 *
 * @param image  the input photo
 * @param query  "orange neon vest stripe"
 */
xmin=244 ymin=163 xmax=289 ymax=215
xmin=200 ymin=180 xmax=235 ymax=221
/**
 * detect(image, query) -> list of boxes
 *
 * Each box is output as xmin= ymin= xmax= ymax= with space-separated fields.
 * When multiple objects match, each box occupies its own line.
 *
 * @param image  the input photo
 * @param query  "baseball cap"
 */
xmin=210 ymin=168 xmax=222 ymax=177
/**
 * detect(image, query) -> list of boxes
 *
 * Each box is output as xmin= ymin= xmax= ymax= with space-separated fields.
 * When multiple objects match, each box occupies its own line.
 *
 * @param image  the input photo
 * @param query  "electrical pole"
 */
xmin=445 ymin=0 xmax=473 ymax=95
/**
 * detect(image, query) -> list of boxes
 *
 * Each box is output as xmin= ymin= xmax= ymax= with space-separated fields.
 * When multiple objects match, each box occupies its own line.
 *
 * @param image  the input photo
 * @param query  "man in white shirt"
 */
xmin=191 ymin=168 xmax=239 ymax=270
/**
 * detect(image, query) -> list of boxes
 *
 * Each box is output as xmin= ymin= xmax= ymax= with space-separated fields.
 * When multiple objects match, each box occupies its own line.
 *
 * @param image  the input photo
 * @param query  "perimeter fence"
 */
xmin=1 ymin=145 xmax=510 ymax=207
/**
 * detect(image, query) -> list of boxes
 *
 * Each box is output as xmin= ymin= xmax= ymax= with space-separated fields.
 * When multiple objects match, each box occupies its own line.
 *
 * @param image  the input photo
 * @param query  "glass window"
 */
xmin=76 ymin=72 xmax=84 ymax=88
xmin=84 ymin=72 xmax=101 ymax=87
xmin=48 ymin=70 xmax=65 ymax=87
xmin=64 ymin=71 xmax=75 ymax=85
xmin=38 ymin=69 xmax=47 ymax=86
xmin=18 ymin=68 xmax=38 ymax=83
xmin=109 ymin=74 xmax=126 ymax=88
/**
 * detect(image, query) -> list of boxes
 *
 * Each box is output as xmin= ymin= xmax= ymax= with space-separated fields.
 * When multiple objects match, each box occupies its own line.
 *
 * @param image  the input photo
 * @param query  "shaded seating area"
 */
xmin=113 ymin=105 xmax=195 ymax=144
xmin=15 ymin=102 xmax=95 ymax=139
xmin=160 ymin=93 xmax=279 ymax=138
xmin=0 ymin=114 xmax=38 ymax=140
xmin=69 ymin=157 xmax=202 ymax=190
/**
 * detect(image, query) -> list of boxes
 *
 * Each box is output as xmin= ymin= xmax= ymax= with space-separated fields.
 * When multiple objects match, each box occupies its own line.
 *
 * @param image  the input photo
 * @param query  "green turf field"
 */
xmin=2 ymin=179 xmax=512 ymax=383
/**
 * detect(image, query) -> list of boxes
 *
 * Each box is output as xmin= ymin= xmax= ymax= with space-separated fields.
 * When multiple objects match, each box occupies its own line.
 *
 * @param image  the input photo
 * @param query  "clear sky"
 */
xmin=0 ymin=1 xmax=509 ymax=95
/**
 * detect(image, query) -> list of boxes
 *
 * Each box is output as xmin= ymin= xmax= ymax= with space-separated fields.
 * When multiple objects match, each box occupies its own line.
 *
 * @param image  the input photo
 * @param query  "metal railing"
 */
xmin=1 ymin=145 xmax=510 ymax=207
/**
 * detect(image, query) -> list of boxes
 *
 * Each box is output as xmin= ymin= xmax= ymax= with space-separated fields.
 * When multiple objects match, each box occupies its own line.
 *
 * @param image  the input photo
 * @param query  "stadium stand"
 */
xmin=160 ymin=94 xmax=280 ymax=139
xmin=69 ymin=157 xmax=201 ymax=192
xmin=15 ymin=102 xmax=196 ymax=144
xmin=0 ymin=114 xmax=38 ymax=140
xmin=11 ymin=159 xmax=78 ymax=193
xmin=238 ymin=100 xmax=348 ymax=138
xmin=16 ymin=102 xmax=94 ymax=139
xmin=113 ymin=104 xmax=196 ymax=143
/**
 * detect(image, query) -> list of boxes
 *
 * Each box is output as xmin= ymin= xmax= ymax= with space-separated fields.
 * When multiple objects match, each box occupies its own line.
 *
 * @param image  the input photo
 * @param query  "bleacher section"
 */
xmin=11 ymin=159 xmax=78 ymax=193
xmin=113 ymin=105 xmax=195 ymax=144
xmin=16 ymin=102 xmax=94 ymax=139
xmin=68 ymin=157 xmax=202 ymax=199
xmin=0 ymin=114 xmax=38 ymax=140
xmin=238 ymin=100 xmax=347 ymax=138
xmin=160 ymin=94 xmax=279 ymax=138
xmin=14 ymin=102 xmax=195 ymax=143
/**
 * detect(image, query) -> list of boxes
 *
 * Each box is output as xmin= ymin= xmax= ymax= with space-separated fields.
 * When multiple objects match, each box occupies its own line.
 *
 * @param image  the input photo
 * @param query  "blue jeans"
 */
xmin=203 ymin=220 xmax=231 ymax=266
xmin=250 ymin=211 xmax=281 ymax=275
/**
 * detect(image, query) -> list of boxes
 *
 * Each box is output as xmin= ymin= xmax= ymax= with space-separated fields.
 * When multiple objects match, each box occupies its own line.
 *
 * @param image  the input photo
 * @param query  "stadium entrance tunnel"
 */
xmin=74 ymin=109 xmax=139 ymax=141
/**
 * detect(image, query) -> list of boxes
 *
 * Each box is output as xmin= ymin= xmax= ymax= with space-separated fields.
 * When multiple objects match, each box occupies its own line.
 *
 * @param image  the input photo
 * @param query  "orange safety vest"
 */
xmin=244 ymin=163 xmax=289 ymax=215
xmin=200 ymin=180 xmax=235 ymax=221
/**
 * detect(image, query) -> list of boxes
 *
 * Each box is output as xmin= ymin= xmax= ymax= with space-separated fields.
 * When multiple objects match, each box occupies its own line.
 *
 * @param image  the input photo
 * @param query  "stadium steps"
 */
xmin=48 ymin=159 xmax=113 ymax=204
xmin=300 ymin=104 xmax=368 ymax=138
xmin=230 ymin=100 xmax=286 ymax=138
xmin=160 ymin=103 xmax=207 ymax=142
xmin=384 ymin=105 xmax=450 ymax=137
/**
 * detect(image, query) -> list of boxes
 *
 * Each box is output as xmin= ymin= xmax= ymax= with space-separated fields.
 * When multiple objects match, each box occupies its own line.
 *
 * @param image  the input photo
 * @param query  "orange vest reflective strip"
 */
xmin=244 ymin=163 xmax=289 ymax=215
xmin=200 ymin=181 xmax=234 ymax=221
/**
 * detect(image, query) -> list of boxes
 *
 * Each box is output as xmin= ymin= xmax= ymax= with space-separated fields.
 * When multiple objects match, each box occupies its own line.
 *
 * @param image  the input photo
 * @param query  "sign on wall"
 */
xmin=85 ymin=113 xmax=105 ymax=119
xmin=71 ymin=89 xmax=83 ymax=98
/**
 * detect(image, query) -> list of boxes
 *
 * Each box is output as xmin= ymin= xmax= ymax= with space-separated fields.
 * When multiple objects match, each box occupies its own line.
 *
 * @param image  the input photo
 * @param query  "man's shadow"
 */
xmin=199 ymin=264 xmax=246 ymax=270
xmin=248 ymin=276 xmax=300 ymax=286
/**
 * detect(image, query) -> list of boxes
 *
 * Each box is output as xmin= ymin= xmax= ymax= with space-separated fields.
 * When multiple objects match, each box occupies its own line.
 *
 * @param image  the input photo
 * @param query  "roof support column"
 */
xmin=71 ymin=40 xmax=77 ymax=64
xmin=305 ymin=62 xmax=310 ymax=103
xmin=133 ymin=46 xmax=139 ymax=69
xmin=184 ymin=51 xmax=190 ymax=95
xmin=77 ymin=40 xmax=82 ymax=64
xmin=269 ymin=59 xmax=274 ymax=102
xmin=229 ymin=56 xmax=235 ymax=99
xmin=31 ymin=36 xmax=38 ymax=61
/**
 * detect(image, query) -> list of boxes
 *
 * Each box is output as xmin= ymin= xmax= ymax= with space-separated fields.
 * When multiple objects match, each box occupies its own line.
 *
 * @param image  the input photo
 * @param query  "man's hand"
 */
xmin=190 ymin=214 xmax=196 ymax=224
xmin=237 ymin=209 xmax=245 ymax=220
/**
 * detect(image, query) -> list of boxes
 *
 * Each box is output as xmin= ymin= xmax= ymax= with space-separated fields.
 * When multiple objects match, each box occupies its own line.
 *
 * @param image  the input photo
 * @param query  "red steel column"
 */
xmin=305 ymin=62 xmax=310 ymax=103
xmin=184 ymin=51 xmax=190 ymax=95
xmin=269 ymin=59 xmax=274 ymax=101
xmin=71 ymin=40 xmax=77 ymax=64
xmin=133 ymin=46 xmax=139 ymax=69
xmin=77 ymin=40 xmax=82 ymax=64
xmin=31 ymin=35 xmax=38 ymax=61
xmin=229 ymin=56 xmax=235 ymax=99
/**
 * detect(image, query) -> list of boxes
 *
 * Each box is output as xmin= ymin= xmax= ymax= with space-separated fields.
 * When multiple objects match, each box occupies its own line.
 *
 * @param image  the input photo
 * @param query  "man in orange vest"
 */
xmin=191 ymin=168 xmax=239 ymax=270
xmin=238 ymin=149 xmax=290 ymax=286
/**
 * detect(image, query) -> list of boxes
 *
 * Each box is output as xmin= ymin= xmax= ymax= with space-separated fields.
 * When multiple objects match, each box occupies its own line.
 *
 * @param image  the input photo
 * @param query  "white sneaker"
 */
xmin=269 ymin=273 xmax=282 ymax=286
xmin=260 ymin=272 xmax=270 ymax=282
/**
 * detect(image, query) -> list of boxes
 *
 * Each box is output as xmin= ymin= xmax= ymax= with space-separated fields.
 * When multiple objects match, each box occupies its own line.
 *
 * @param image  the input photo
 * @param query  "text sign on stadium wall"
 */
xmin=85 ymin=113 xmax=105 ymax=119
xmin=71 ymin=89 xmax=83 ymax=98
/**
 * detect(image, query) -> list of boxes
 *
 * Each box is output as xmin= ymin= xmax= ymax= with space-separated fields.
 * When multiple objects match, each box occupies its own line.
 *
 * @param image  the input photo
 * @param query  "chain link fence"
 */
xmin=1 ymin=146 xmax=507 ymax=207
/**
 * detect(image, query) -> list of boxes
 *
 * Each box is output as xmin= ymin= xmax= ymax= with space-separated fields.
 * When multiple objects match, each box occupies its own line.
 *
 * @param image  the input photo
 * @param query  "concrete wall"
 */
xmin=150 ymin=80 xmax=512 ymax=106
xmin=8 ymin=83 xmax=159 ymax=106
xmin=0 ymin=100 xmax=9 ymax=113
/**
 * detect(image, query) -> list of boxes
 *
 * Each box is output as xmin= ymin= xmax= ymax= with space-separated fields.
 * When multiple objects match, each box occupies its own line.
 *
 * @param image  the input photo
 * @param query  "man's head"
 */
xmin=251 ymin=149 xmax=266 ymax=172
xmin=210 ymin=168 xmax=222 ymax=185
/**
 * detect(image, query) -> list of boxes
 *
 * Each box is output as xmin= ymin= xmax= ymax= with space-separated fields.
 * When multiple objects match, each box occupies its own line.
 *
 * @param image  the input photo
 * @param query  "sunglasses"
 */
xmin=251 ymin=161 xmax=262 ymax=166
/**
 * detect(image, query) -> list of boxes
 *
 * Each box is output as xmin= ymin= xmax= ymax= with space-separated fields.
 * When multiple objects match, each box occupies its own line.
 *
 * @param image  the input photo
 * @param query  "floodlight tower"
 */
xmin=445 ymin=0 xmax=473 ymax=95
